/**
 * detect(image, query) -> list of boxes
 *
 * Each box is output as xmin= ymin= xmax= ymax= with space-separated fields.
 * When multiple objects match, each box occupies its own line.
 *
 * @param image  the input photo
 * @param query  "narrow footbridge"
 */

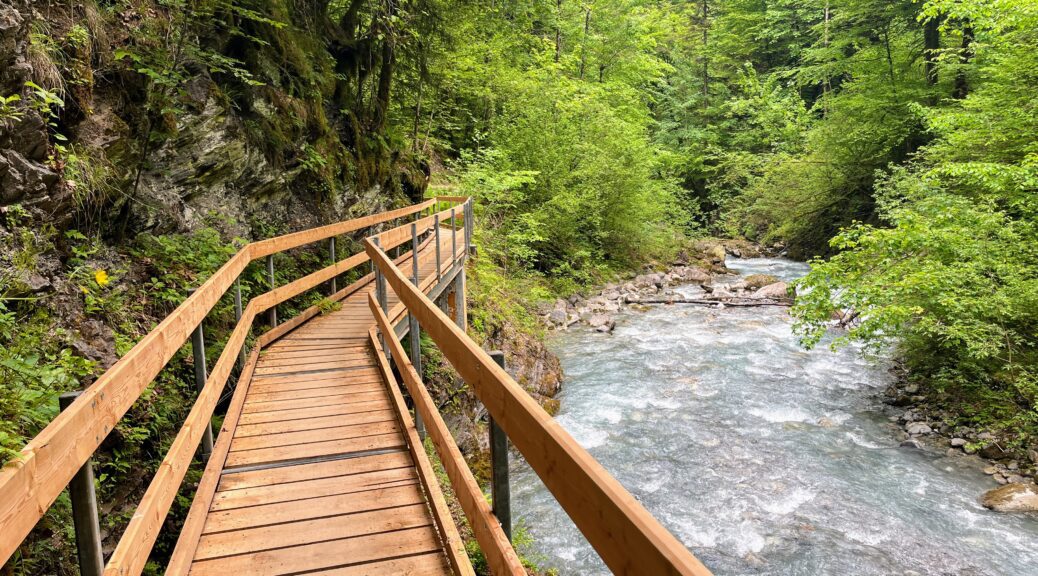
xmin=0 ymin=198 xmax=711 ymax=575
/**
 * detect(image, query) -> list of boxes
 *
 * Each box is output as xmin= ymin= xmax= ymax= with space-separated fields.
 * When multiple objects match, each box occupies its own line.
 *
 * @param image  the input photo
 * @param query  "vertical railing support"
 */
xmin=409 ymin=222 xmax=426 ymax=440
xmin=233 ymin=277 xmax=246 ymax=369
xmin=373 ymin=237 xmax=389 ymax=361
xmin=434 ymin=214 xmax=442 ymax=281
xmin=58 ymin=392 xmax=104 ymax=576
xmin=451 ymin=208 xmax=457 ymax=265
xmin=488 ymin=351 xmax=512 ymax=541
xmin=188 ymin=294 xmax=215 ymax=460
xmin=266 ymin=254 xmax=277 ymax=327
xmin=329 ymin=236 xmax=338 ymax=295
xmin=465 ymin=200 xmax=473 ymax=255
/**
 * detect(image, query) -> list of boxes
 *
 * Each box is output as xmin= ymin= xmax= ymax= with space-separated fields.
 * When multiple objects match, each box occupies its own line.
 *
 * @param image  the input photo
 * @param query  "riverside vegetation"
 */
xmin=1 ymin=0 xmax=1036 ymax=572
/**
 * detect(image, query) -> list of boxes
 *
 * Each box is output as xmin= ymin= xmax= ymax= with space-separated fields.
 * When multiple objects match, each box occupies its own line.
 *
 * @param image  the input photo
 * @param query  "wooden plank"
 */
xmin=369 ymin=329 xmax=474 ymax=576
xmin=209 ymin=466 xmax=418 ymax=511
xmin=252 ymin=358 xmax=375 ymax=374
xmin=189 ymin=525 xmax=444 ymax=575
xmin=369 ymin=296 xmax=523 ymax=576
xmin=242 ymin=390 xmax=387 ymax=414
xmin=247 ymin=376 xmax=385 ymax=396
xmin=194 ymin=504 xmax=432 ymax=560
xmin=366 ymin=238 xmax=713 ymax=576
xmin=224 ymin=432 xmax=406 ymax=468
xmin=314 ymin=552 xmax=450 ymax=576
xmin=228 ymin=420 xmax=400 ymax=452
xmin=217 ymin=451 xmax=412 ymax=492
xmin=259 ymin=346 xmax=371 ymax=360
xmin=236 ymin=399 xmax=392 ymax=426
xmin=201 ymin=484 xmax=426 ymax=533
xmin=243 ymin=369 xmax=381 ymax=388
xmin=245 ymin=382 xmax=385 ymax=403
xmin=233 ymin=409 xmax=398 ymax=438
xmin=248 ymin=368 xmax=381 ymax=386
xmin=166 ymin=350 xmax=259 ymax=576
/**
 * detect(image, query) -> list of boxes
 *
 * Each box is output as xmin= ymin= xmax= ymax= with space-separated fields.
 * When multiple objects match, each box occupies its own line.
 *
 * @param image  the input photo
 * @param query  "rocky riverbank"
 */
xmin=539 ymin=239 xmax=792 ymax=333
xmin=884 ymin=377 xmax=1038 ymax=512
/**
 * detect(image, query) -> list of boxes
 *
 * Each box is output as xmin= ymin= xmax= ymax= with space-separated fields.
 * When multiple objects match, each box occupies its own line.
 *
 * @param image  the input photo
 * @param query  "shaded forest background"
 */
xmin=0 ymin=0 xmax=1035 ymax=572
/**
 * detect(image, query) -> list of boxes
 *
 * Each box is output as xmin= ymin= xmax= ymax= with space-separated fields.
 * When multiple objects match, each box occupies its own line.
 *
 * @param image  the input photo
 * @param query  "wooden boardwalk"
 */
xmin=179 ymin=229 xmax=468 ymax=575
xmin=1 ymin=198 xmax=711 ymax=576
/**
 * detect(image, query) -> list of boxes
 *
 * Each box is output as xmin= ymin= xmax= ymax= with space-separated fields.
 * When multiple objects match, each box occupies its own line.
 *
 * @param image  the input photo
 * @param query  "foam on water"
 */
xmin=510 ymin=258 xmax=1038 ymax=575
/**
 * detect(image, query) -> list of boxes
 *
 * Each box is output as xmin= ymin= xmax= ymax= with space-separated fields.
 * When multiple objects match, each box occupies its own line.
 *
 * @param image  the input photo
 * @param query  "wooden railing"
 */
xmin=0 ymin=197 xmax=468 ymax=572
xmin=365 ymin=203 xmax=713 ymax=576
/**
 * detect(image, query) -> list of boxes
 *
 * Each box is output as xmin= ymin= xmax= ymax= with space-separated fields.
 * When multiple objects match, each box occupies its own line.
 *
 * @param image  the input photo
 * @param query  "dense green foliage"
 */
xmin=647 ymin=0 xmax=1035 ymax=442
xmin=791 ymin=0 xmax=1038 ymax=443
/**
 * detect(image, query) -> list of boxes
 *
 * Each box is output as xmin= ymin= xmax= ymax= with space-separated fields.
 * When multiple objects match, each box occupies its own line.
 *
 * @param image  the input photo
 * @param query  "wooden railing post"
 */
xmin=434 ymin=214 xmax=442 ymax=282
xmin=266 ymin=254 xmax=277 ymax=327
xmin=488 ymin=351 xmax=512 ymax=541
xmin=188 ymin=292 xmax=215 ymax=459
xmin=410 ymin=222 xmax=426 ymax=440
xmin=233 ymin=278 xmax=246 ymax=369
xmin=58 ymin=392 xmax=104 ymax=576
xmin=329 ymin=237 xmax=337 ymax=294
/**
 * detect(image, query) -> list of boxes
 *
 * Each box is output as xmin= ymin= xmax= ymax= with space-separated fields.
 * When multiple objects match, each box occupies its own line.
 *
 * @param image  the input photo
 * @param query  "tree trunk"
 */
xmin=555 ymin=0 xmax=563 ymax=63
xmin=701 ymin=0 xmax=709 ymax=108
xmin=579 ymin=7 xmax=591 ymax=80
xmin=953 ymin=24 xmax=974 ymax=99
xmin=923 ymin=16 xmax=940 ymax=86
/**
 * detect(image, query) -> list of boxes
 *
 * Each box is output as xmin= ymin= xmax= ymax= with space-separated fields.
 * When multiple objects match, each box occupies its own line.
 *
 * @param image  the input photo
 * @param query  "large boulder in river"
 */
xmin=744 ymin=274 xmax=780 ymax=290
xmin=980 ymin=483 xmax=1038 ymax=512
xmin=752 ymin=281 xmax=790 ymax=300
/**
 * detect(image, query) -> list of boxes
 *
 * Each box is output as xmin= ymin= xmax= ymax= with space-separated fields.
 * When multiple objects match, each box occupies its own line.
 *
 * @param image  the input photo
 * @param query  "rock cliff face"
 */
xmin=0 ymin=1 xmax=420 ymax=571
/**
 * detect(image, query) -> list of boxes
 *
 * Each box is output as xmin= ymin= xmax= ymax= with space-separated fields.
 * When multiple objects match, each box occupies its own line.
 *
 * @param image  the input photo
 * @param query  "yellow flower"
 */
xmin=94 ymin=269 xmax=110 ymax=287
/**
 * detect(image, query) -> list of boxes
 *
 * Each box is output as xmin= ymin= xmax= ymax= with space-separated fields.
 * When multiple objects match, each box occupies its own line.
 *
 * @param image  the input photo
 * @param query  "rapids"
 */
xmin=511 ymin=258 xmax=1038 ymax=575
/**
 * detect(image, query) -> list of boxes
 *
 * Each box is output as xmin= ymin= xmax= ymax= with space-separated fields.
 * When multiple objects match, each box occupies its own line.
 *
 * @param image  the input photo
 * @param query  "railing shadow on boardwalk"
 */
xmin=0 ymin=197 xmax=712 ymax=576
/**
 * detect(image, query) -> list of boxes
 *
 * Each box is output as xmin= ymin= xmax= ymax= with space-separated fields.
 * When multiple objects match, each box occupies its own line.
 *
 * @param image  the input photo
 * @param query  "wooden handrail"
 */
xmin=368 ymin=294 xmax=524 ymax=575
xmin=0 ymin=198 xmax=437 ymax=566
xmin=364 ymin=217 xmax=713 ymax=576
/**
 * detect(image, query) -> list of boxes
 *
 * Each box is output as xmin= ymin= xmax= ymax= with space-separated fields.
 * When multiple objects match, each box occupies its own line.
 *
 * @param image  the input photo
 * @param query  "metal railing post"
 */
xmin=233 ymin=278 xmax=246 ymax=369
xmin=451 ymin=208 xmax=457 ymax=265
xmin=266 ymin=254 xmax=277 ymax=327
xmin=58 ymin=392 xmax=104 ymax=576
xmin=372 ymin=237 xmax=389 ymax=361
xmin=434 ymin=214 xmax=441 ymax=281
xmin=465 ymin=201 xmax=473 ymax=255
xmin=329 ymin=237 xmax=338 ymax=295
xmin=409 ymin=222 xmax=426 ymax=440
xmin=188 ymin=291 xmax=215 ymax=459
xmin=488 ymin=351 xmax=512 ymax=541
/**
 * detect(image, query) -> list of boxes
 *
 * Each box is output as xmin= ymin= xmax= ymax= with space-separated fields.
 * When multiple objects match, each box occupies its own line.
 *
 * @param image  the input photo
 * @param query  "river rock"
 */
xmin=981 ymin=483 xmax=1038 ymax=512
xmin=547 ymin=308 xmax=567 ymax=326
xmin=900 ymin=439 xmax=922 ymax=449
xmin=751 ymin=281 xmax=790 ymax=300
xmin=744 ymin=274 xmax=779 ymax=290
xmin=950 ymin=438 xmax=967 ymax=448
xmin=587 ymin=313 xmax=614 ymax=329
xmin=906 ymin=422 xmax=933 ymax=435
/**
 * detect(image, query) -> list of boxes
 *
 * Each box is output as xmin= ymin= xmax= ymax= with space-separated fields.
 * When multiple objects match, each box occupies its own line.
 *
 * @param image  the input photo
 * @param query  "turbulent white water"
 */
xmin=511 ymin=258 xmax=1038 ymax=575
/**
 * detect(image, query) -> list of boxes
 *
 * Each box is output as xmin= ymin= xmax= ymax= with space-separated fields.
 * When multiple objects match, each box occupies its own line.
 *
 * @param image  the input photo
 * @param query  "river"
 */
xmin=511 ymin=258 xmax=1038 ymax=575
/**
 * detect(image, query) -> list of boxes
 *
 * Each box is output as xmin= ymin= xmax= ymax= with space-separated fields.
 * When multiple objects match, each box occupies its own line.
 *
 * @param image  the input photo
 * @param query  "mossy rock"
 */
xmin=745 ymin=274 xmax=780 ymax=290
